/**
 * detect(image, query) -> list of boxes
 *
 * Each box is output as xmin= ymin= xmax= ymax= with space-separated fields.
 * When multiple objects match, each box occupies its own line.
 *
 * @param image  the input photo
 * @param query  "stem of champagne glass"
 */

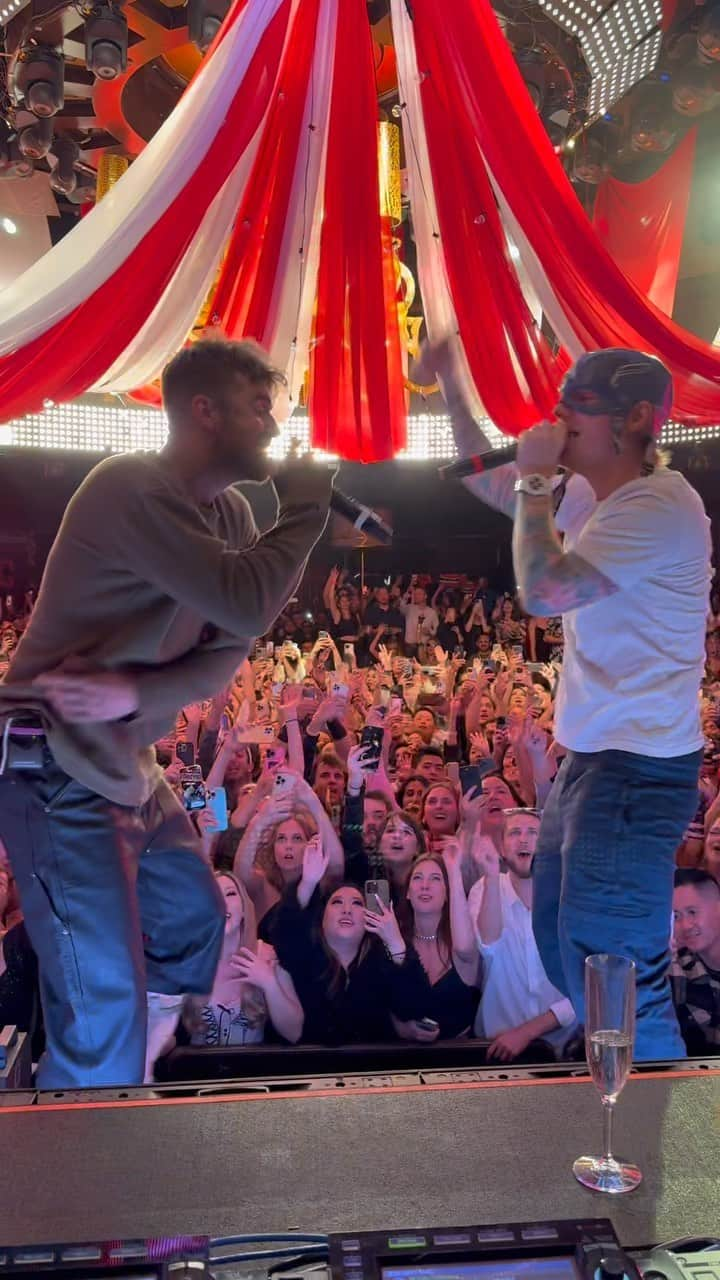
xmin=602 ymin=1098 xmax=615 ymax=1164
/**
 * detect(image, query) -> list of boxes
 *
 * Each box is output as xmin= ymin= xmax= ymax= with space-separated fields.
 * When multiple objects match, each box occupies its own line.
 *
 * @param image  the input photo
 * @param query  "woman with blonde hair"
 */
xmin=191 ymin=871 xmax=303 ymax=1046
xmin=233 ymin=772 xmax=344 ymax=932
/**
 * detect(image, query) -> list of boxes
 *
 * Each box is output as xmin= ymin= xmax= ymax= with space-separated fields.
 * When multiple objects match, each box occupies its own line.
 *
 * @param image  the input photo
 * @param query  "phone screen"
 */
xmin=360 ymin=725 xmax=383 ymax=769
xmin=206 ymin=787 xmax=228 ymax=832
xmin=365 ymin=879 xmax=390 ymax=911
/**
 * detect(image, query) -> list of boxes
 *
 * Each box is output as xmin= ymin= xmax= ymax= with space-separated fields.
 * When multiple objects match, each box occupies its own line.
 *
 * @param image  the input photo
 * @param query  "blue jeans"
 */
xmin=0 ymin=759 xmax=225 ymax=1089
xmin=532 ymin=747 xmax=702 ymax=1061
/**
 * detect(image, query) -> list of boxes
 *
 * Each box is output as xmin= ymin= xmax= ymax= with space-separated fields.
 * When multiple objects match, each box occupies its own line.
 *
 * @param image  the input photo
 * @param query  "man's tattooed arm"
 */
xmin=512 ymin=492 xmax=618 ymax=616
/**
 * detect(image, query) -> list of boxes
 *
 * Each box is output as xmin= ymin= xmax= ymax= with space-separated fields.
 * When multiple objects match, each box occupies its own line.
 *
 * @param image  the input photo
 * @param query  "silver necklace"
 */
xmin=414 ymin=931 xmax=437 ymax=943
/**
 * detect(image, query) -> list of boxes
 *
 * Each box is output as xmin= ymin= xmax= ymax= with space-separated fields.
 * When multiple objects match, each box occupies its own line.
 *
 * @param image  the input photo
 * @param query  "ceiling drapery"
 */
xmin=0 ymin=0 xmax=719 ymax=456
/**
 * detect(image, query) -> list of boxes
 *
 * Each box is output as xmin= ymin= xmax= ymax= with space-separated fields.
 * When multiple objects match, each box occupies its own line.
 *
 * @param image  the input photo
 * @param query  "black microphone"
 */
xmin=438 ymin=445 xmax=516 ymax=480
xmin=330 ymin=488 xmax=393 ymax=545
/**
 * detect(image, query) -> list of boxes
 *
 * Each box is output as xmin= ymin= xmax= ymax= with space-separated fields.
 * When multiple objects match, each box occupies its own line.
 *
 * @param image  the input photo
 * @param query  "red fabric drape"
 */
xmin=411 ymin=0 xmax=720 ymax=424
xmin=593 ymin=129 xmax=697 ymax=317
xmin=415 ymin=18 xmax=561 ymax=434
xmin=209 ymin=0 xmax=321 ymax=341
xmin=308 ymin=0 xmax=405 ymax=461
xmin=0 ymin=0 xmax=291 ymax=421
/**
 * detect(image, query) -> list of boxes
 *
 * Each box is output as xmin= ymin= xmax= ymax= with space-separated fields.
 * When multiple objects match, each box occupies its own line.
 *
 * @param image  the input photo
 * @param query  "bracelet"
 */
xmin=388 ymin=949 xmax=406 ymax=960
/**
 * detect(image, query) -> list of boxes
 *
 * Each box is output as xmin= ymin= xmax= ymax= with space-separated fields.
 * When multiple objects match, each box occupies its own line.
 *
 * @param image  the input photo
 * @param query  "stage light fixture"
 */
xmin=1 ymin=402 xmax=711 ymax=457
xmin=536 ymin=0 xmax=605 ymax=39
xmin=1 ymin=216 xmax=17 ymax=234
xmin=0 ymin=0 xmax=29 ymax=27
xmin=187 ymin=0 xmax=230 ymax=52
xmin=18 ymin=116 xmax=53 ymax=159
xmin=586 ymin=28 xmax=662 ymax=118
xmin=84 ymin=4 xmax=128 ymax=80
xmin=14 ymin=45 xmax=64 ymax=117
xmin=49 ymin=136 xmax=79 ymax=194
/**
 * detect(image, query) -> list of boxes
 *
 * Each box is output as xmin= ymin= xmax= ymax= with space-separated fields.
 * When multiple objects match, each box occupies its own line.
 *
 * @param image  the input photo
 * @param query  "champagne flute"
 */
xmin=573 ymin=953 xmax=643 ymax=1194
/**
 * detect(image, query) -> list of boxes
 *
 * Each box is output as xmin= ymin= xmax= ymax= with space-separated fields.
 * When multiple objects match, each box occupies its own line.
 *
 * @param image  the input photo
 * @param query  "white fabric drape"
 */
xmin=390 ymin=0 xmax=486 ymax=422
xmin=266 ymin=0 xmax=338 ymax=410
xmin=0 ymin=0 xmax=287 ymax=357
xmin=492 ymin=178 xmax=584 ymax=362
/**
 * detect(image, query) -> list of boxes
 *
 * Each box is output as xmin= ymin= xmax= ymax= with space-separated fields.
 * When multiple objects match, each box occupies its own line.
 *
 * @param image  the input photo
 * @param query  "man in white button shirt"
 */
xmin=468 ymin=809 xmax=577 ymax=1061
xmin=421 ymin=341 xmax=711 ymax=1060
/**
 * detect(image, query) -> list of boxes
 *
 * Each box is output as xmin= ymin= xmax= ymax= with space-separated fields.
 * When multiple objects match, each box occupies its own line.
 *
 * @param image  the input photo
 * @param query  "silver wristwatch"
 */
xmin=514 ymin=473 xmax=555 ymax=498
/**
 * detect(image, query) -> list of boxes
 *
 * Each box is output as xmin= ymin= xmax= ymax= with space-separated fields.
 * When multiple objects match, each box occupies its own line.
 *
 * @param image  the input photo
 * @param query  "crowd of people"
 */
xmin=5 ymin=564 xmax=717 ymax=1069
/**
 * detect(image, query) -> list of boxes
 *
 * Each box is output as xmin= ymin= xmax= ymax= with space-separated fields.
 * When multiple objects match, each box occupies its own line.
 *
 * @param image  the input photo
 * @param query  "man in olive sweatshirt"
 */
xmin=0 ymin=339 xmax=333 ymax=1088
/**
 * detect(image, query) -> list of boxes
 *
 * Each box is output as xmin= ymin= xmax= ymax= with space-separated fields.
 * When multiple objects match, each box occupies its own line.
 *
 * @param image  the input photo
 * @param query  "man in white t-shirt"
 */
xmin=423 ymin=341 xmax=710 ymax=1060
xmin=399 ymin=583 xmax=439 ymax=657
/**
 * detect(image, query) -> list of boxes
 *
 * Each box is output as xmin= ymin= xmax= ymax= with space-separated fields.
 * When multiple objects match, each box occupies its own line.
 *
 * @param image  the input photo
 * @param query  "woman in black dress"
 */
xmin=272 ymin=838 xmax=431 ymax=1045
xmin=393 ymin=844 xmax=480 ymax=1041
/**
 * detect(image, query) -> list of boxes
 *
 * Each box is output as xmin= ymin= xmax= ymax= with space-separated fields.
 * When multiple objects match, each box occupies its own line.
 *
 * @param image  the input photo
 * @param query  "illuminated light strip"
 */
xmin=0 ymin=0 xmax=28 ymax=25
xmin=0 ymin=402 xmax=717 ymax=458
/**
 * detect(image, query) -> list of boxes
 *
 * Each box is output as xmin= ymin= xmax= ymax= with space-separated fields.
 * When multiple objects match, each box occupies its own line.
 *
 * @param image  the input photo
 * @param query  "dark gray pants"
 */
xmin=0 ymin=759 xmax=224 ymax=1088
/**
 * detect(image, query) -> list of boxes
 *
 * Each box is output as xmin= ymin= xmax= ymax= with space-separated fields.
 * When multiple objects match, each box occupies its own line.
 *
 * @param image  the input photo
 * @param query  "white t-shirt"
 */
xmin=400 ymin=602 xmax=439 ymax=646
xmin=555 ymin=468 xmax=711 ymax=757
xmin=468 ymin=873 xmax=577 ymax=1054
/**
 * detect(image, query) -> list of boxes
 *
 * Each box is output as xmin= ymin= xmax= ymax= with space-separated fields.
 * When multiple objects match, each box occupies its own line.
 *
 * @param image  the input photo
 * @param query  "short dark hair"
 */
xmin=161 ymin=338 xmax=286 ymax=422
xmin=674 ymin=868 xmax=720 ymax=894
xmin=313 ymin=750 xmax=346 ymax=778
xmin=364 ymin=790 xmax=393 ymax=812
xmin=414 ymin=744 xmax=444 ymax=765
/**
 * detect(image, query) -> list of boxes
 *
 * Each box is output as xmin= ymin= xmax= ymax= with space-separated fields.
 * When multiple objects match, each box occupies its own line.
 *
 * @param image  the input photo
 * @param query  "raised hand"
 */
xmin=377 ymin=643 xmax=392 ymax=672
xmin=461 ymin=785 xmax=492 ymax=831
xmin=347 ymin=742 xmax=378 ymax=790
xmin=470 ymin=730 xmax=491 ymax=759
xmin=301 ymin=834 xmax=329 ymax=890
xmin=363 ymin=896 xmax=404 ymax=954
xmin=472 ymin=834 xmax=501 ymax=878
xmin=441 ymin=837 xmax=463 ymax=875
xmin=524 ymin=720 xmax=549 ymax=760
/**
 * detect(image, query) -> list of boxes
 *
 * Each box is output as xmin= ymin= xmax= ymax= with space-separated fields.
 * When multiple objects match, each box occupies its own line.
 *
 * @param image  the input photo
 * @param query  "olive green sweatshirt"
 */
xmin=0 ymin=453 xmax=328 ymax=806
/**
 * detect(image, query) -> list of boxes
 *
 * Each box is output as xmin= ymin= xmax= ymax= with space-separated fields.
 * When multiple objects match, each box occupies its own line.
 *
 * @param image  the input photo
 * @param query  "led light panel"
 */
xmin=0 ymin=401 xmax=714 ymax=458
xmin=586 ymin=28 xmax=662 ymax=117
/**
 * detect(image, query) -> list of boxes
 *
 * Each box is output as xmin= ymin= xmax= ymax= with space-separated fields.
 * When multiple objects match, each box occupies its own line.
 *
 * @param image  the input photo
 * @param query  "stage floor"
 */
xmin=1 ymin=1069 xmax=718 ymax=1249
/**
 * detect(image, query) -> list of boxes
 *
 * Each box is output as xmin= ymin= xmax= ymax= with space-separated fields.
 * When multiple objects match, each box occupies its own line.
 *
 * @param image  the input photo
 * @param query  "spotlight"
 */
xmin=14 ymin=45 xmax=64 ymax=117
xmin=187 ymin=0 xmax=230 ymax=53
xmin=698 ymin=3 xmax=720 ymax=63
xmin=84 ymin=4 xmax=128 ymax=81
xmin=49 ymin=136 xmax=78 ymax=194
xmin=18 ymin=116 xmax=53 ymax=159
xmin=1 ymin=216 xmax=17 ymax=234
